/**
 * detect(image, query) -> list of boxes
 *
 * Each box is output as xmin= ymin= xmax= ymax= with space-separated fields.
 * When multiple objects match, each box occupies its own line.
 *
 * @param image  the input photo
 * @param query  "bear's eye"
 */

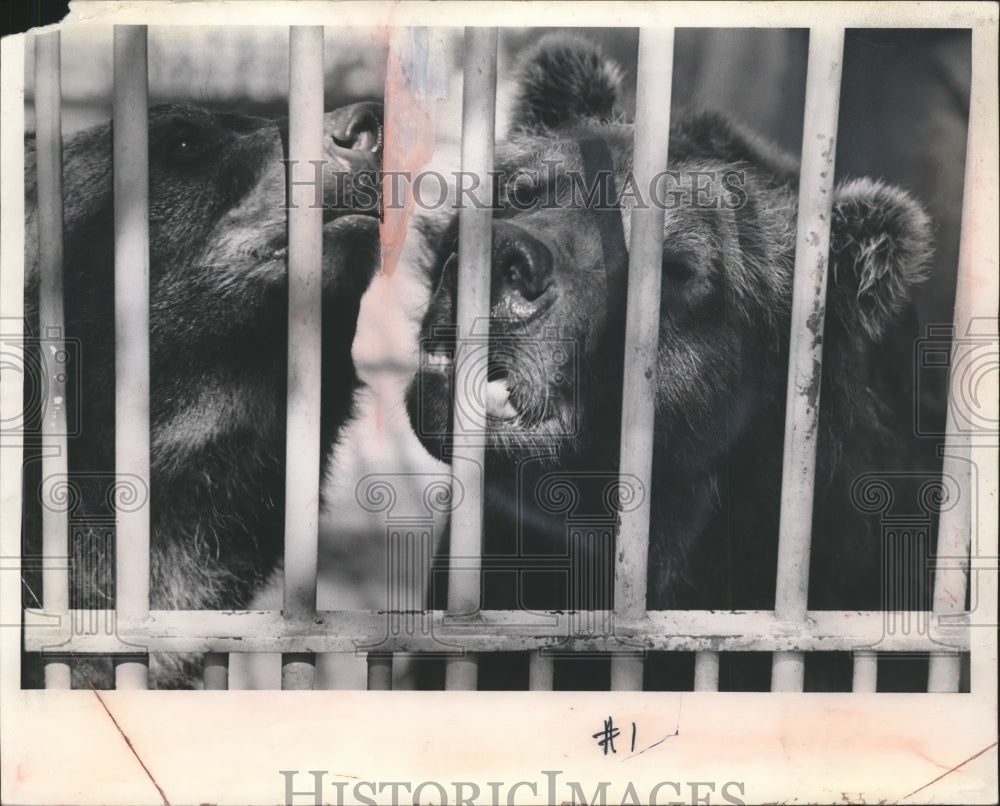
xmin=662 ymin=252 xmax=695 ymax=281
xmin=170 ymin=136 xmax=205 ymax=158
xmin=161 ymin=128 xmax=213 ymax=164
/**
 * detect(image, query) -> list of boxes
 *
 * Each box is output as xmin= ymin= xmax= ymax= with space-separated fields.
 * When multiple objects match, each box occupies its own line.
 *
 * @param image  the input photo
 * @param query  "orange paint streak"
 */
xmin=380 ymin=32 xmax=437 ymax=278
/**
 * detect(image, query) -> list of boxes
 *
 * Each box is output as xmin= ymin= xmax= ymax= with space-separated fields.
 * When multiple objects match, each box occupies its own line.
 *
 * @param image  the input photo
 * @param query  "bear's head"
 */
xmin=407 ymin=35 xmax=931 ymax=474
xmin=25 ymin=102 xmax=383 ymax=478
xmin=22 ymin=102 xmax=385 ymax=640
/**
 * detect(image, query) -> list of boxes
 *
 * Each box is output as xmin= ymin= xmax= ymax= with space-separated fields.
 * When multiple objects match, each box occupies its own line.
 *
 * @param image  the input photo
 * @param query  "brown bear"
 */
xmin=406 ymin=35 xmax=942 ymax=690
xmin=22 ymin=101 xmax=382 ymax=688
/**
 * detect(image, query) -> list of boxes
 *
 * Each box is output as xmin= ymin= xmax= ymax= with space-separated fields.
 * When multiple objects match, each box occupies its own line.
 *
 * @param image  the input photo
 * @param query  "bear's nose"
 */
xmin=326 ymin=102 xmax=383 ymax=159
xmin=492 ymin=223 xmax=554 ymax=302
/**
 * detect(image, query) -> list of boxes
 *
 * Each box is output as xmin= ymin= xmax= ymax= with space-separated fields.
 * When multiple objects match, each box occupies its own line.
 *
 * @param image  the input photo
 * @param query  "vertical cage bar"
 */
xmin=203 ymin=652 xmax=229 ymax=690
xmin=281 ymin=25 xmax=325 ymax=691
xmin=444 ymin=26 xmax=497 ymax=692
xmin=928 ymin=25 xmax=999 ymax=695
xmin=852 ymin=651 xmax=878 ymax=692
xmin=112 ymin=25 xmax=151 ymax=691
xmin=528 ymin=651 xmax=554 ymax=690
xmin=610 ymin=27 xmax=674 ymax=692
xmin=770 ymin=27 xmax=844 ymax=693
xmin=34 ymin=31 xmax=71 ymax=690
xmin=366 ymin=653 xmax=393 ymax=690
xmin=693 ymin=652 xmax=720 ymax=691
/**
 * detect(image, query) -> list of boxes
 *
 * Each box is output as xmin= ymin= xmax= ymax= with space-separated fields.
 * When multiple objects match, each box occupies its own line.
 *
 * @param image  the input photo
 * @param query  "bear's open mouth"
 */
xmin=422 ymin=351 xmax=531 ymax=427
xmin=422 ymin=348 xmax=565 ymax=434
xmin=485 ymin=372 xmax=520 ymax=423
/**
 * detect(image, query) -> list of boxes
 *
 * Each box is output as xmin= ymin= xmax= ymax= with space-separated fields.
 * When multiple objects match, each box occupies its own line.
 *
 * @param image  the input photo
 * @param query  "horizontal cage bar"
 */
xmin=24 ymin=609 xmax=970 ymax=655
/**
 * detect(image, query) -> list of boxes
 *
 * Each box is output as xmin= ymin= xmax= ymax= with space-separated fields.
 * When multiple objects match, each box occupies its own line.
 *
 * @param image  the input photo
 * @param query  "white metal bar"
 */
xmin=610 ymin=26 xmax=674 ymax=692
xmin=0 ymin=32 xmax=27 ymax=695
xmin=366 ymin=653 xmax=393 ymax=690
xmin=770 ymin=27 xmax=844 ymax=693
xmin=694 ymin=651 xmax=720 ymax=691
xmin=203 ymin=652 xmax=229 ymax=690
xmin=528 ymin=650 xmax=554 ymax=690
xmin=444 ymin=653 xmax=478 ymax=691
xmin=112 ymin=24 xmax=150 ymax=691
xmin=281 ymin=25 xmax=325 ymax=691
xmin=33 ymin=31 xmax=71 ymax=691
xmin=928 ymin=25 xmax=999 ymax=695
xmin=445 ymin=26 xmax=498 ymax=692
xmin=25 ymin=609 xmax=966 ymax=655
xmin=280 ymin=653 xmax=313 ymax=690
xmin=852 ymin=651 xmax=878 ymax=692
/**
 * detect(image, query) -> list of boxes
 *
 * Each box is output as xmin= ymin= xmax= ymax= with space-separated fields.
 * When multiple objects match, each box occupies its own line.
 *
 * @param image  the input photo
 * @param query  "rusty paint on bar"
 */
xmin=203 ymin=652 xmax=229 ymax=690
xmin=610 ymin=27 xmax=674 ymax=692
xmin=281 ymin=25 xmax=325 ymax=690
xmin=852 ymin=651 xmax=877 ymax=693
xmin=33 ymin=31 xmax=71 ymax=691
xmin=694 ymin=652 xmax=720 ymax=691
xmin=528 ymin=650 xmax=554 ymax=690
xmin=445 ymin=27 xmax=498 ymax=692
xmin=770 ymin=27 xmax=844 ymax=693
xmin=112 ymin=25 xmax=151 ymax=691
xmin=366 ymin=653 xmax=393 ymax=690
xmin=928 ymin=26 xmax=999 ymax=695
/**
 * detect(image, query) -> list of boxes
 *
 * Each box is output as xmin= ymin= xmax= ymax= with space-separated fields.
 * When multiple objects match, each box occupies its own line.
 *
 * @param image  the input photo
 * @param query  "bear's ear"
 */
xmin=828 ymin=178 xmax=932 ymax=340
xmin=509 ymin=34 xmax=623 ymax=134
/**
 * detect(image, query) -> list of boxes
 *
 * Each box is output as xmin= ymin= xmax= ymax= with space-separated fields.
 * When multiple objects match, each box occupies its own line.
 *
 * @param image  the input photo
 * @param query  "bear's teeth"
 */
xmin=426 ymin=351 xmax=452 ymax=368
xmin=486 ymin=380 xmax=518 ymax=421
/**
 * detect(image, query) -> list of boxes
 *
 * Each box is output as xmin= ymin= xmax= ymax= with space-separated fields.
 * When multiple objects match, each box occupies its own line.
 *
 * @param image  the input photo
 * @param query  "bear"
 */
xmin=22 ymin=101 xmax=383 ymax=689
xmin=405 ymin=35 xmax=942 ymax=691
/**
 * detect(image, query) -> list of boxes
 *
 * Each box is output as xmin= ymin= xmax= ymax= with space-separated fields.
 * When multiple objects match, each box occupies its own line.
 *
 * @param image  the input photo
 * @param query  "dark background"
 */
xmin=2 ymin=0 xmax=71 ymax=37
